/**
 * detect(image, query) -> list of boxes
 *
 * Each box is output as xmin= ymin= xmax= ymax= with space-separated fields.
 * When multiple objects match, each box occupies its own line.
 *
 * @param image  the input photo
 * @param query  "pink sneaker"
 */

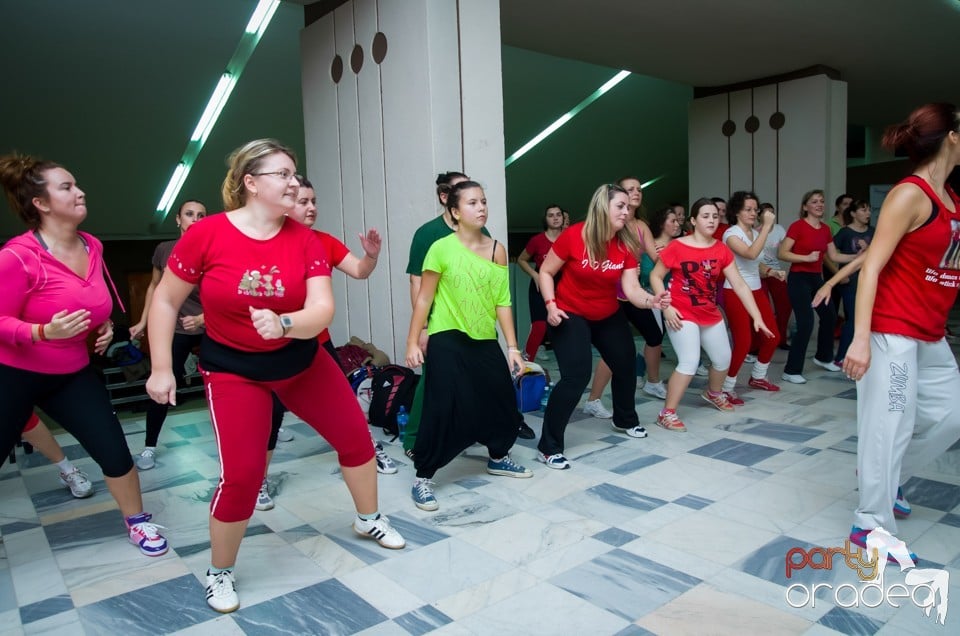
xmin=125 ymin=512 xmax=168 ymax=556
xmin=656 ymin=410 xmax=687 ymax=432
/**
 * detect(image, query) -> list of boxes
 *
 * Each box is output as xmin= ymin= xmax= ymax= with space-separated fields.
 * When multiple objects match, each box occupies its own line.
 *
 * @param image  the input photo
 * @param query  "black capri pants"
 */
xmin=0 ymin=363 xmax=134 ymax=476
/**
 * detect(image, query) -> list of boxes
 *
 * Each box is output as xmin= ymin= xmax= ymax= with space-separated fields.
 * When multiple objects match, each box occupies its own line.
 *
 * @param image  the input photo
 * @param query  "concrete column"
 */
xmin=688 ymin=73 xmax=847 ymax=222
xmin=300 ymin=0 xmax=507 ymax=360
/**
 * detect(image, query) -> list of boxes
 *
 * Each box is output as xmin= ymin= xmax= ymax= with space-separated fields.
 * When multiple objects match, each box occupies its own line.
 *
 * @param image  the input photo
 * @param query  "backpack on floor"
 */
xmin=335 ymin=344 xmax=373 ymax=375
xmin=367 ymin=365 xmax=420 ymax=438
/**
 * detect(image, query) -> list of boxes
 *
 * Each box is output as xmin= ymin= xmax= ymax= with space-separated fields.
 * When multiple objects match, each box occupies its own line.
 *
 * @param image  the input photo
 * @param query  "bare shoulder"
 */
xmin=880 ymin=182 xmax=932 ymax=227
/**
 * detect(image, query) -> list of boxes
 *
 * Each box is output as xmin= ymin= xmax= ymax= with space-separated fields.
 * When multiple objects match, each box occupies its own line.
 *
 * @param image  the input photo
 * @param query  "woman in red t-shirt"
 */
xmin=844 ymin=103 xmax=960 ymax=558
xmin=536 ymin=184 xmax=668 ymax=469
xmin=650 ymin=198 xmax=773 ymax=432
xmin=778 ymin=190 xmax=856 ymax=383
xmin=585 ymin=176 xmax=667 ymax=415
xmin=145 ymin=139 xmax=404 ymax=614
xmin=516 ymin=204 xmax=564 ymax=361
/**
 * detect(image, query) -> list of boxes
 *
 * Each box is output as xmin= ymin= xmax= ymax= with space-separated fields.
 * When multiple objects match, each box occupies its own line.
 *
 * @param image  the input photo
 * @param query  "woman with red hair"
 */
xmin=845 ymin=103 xmax=960 ymax=560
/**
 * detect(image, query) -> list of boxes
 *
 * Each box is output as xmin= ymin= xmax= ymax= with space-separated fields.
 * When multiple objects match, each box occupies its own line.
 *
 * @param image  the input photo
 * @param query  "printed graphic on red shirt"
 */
xmin=677 ymin=257 xmax=721 ymax=307
xmin=238 ymin=265 xmax=287 ymax=297
xmin=660 ymin=240 xmax=734 ymax=325
xmin=938 ymin=219 xmax=960 ymax=270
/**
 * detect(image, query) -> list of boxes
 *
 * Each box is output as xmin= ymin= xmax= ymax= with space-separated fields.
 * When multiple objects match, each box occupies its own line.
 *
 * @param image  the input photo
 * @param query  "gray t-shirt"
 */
xmin=153 ymin=239 xmax=204 ymax=335
xmin=758 ymin=223 xmax=788 ymax=272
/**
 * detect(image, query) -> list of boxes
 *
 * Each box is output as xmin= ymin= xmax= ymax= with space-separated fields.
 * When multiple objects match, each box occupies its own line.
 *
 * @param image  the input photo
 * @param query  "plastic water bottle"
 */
xmin=540 ymin=382 xmax=554 ymax=412
xmin=396 ymin=406 xmax=409 ymax=442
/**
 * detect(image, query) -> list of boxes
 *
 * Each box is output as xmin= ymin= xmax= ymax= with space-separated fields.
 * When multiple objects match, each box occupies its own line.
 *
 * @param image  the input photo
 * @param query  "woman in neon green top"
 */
xmin=405 ymin=181 xmax=533 ymax=512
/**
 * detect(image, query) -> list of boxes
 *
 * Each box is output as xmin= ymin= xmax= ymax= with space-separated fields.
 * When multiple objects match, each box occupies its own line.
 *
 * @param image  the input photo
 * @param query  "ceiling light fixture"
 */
xmin=154 ymin=0 xmax=280 ymax=223
xmin=505 ymin=70 xmax=631 ymax=167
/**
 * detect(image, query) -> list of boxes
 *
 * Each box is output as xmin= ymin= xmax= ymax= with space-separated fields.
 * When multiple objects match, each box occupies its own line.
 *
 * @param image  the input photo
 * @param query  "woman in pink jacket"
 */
xmin=0 ymin=153 xmax=167 ymax=557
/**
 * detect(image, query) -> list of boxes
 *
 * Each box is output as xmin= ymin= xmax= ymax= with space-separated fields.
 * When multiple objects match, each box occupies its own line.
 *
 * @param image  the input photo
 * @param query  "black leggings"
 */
xmin=785 ymin=271 xmax=836 ymax=374
xmin=539 ymin=311 xmax=638 ymax=456
xmin=269 ymin=338 xmax=340 ymax=450
xmin=0 ymin=363 xmax=134 ymax=476
xmin=620 ymin=300 xmax=664 ymax=347
xmin=528 ymin=279 xmax=548 ymax=322
xmin=144 ymin=331 xmax=203 ymax=447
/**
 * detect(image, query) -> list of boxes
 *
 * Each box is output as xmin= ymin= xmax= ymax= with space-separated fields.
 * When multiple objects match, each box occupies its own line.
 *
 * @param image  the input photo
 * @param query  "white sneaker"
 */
xmin=536 ymin=346 xmax=551 ymax=361
xmin=59 ymin=468 xmax=94 ymax=498
xmin=642 ymin=381 xmax=667 ymax=400
xmin=781 ymin=373 xmax=807 ymax=384
xmin=205 ymin=569 xmax=239 ymax=613
xmin=374 ymin=441 xmax=398 ymax=474
xmin=582 ymin=399 xmax=613 ymax=419
xmin=135 ymin=448 xmax=156 ymax=471
xmin=611 ymin=423 xmax=648 ymax=438
xmin=353 ymin=514 xmax=406 ymax=549
xmin=276 ymin=427 xmax=294 ymax=442
xmin=744 ymin=354 xmax=758 ymax=363
xmin=812 ymin=358 xmax=842 ymax=372
xmin=255 ymin=478 xmax=274 ymax=511
xmin=696 ymin=364 xmax=709 ymax=376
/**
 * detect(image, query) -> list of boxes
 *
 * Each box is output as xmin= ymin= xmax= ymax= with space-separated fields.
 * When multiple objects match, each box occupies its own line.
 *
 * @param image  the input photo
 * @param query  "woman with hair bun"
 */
xmin=405 ymin=180 xmax=533 ymax=511
xmin=845 ymin=103 xmax=960 ymax=559
xmin=0 ymin=153 xmax=168 ymax=557
xmin=145 ymin=139 xmax=404 ymax=614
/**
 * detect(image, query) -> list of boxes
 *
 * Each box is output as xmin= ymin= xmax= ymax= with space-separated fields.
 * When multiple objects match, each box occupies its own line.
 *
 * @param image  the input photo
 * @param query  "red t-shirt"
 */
xmin=551 ymin=222 xmax=637 ymax=321
xmin=873 ymin=176 xmax=960 ymax=341
xmin=168 ymin=214 xmax=331 ymax=352
xmin=315 ymin=231 xmax=350 ymax=344
xmin=524 ymin=232 xmax=555 ymax=269
xmin=785 ymin=218 xmax=832 ymax=273
xmin=659 ymin=238 xmax=735 ymax=326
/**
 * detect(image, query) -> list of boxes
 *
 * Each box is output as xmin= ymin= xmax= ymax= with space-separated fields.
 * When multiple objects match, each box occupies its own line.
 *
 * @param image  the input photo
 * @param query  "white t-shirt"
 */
xmin=758 ymin=224 xmax=788 ymax=272
xmin=723 ymin=225 xmax=762 ymax=290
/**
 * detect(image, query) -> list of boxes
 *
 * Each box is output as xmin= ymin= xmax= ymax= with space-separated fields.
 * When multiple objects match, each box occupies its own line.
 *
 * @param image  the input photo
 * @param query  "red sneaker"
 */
xmin=748 ymin=377 xmax=781 ymax=392
xmin=724 ymin=391 xmax=745 ymax=406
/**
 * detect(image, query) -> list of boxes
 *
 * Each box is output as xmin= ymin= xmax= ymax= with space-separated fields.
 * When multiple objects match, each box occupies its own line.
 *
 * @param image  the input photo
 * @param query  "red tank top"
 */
xmin=872 ymin=175 xmax=960 ymax=341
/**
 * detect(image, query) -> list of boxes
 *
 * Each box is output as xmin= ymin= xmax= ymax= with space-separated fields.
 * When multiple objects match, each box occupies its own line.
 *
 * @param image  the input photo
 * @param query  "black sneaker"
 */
xmin=517 ymin=422 xmax=536 ymax=440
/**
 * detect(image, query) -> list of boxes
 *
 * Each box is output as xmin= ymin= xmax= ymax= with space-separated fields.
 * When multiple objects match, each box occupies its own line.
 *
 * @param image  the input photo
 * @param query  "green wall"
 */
xmin=502 ymin=46 xmax=693 ymax=234
xmin=0 ymin=0 xmax=306 ymax=240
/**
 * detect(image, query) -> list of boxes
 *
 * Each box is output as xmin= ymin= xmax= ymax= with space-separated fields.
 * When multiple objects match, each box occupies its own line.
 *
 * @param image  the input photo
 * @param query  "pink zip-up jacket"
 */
xmin=0 ymin=230 xmax=113 ymax=373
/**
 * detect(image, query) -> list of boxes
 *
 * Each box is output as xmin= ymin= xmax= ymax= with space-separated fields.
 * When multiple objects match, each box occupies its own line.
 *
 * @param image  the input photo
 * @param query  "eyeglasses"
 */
xmin=252 ymin=169 xmax=295 ymax=181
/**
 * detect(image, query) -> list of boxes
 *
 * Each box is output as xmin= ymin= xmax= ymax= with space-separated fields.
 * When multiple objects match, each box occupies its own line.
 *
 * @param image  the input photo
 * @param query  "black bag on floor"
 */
xmin=367 ymin=365 xmax=419 ymax=437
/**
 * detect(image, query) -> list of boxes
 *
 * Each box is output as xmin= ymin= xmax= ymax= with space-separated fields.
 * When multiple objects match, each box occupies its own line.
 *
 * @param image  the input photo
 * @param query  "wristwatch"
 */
xmin=280 ymin=314 xmax=293 ymax=336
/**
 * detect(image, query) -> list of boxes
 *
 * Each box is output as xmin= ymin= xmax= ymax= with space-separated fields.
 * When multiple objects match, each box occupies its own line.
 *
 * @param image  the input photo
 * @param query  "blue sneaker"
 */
xmin=487 ymin=455 xmax=533 ymax=478
xmin=412 ymin=478 xmax=438 ymax=511
xmin=894 ymin=487 xmax=911 ymax=519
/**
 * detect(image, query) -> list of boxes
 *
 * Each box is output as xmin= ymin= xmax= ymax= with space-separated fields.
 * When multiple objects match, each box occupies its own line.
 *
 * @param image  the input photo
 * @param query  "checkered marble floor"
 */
xmin=3 ymin=339 xmax=960 ymax=635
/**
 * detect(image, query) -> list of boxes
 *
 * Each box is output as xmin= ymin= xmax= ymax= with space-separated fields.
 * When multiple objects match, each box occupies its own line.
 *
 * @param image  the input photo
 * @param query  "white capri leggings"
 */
xmin=667 ymin=320 xmax=732 ymax=376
